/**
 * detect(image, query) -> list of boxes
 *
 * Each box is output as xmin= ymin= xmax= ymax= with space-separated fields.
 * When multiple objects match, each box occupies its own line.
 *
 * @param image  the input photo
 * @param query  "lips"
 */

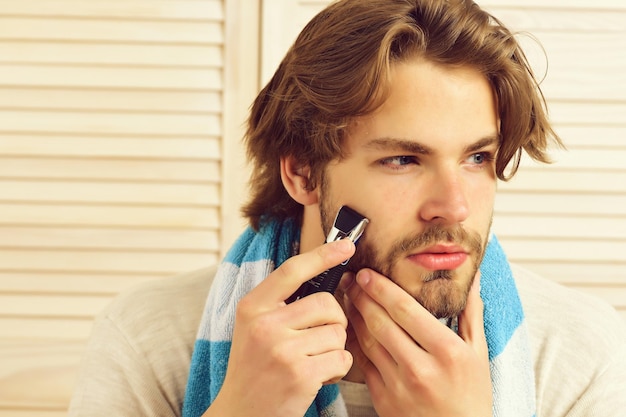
xmin=407 ymin=244 xmax=468 ymax=270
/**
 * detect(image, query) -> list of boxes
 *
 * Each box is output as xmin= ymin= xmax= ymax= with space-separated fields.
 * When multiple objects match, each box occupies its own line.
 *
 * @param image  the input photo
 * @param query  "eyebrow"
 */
xmin=363 ymin=138 xmax=433 ymax=155
xmin=363 ymin=135 xmax=499 ymax=155
xmin=464 ymin=135 xmax=500 ymax=154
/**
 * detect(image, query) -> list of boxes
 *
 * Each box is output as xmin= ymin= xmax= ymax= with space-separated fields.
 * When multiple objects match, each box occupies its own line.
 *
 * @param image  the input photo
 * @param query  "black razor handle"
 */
xmin=286 ymin=206 xmax=368 ymax=304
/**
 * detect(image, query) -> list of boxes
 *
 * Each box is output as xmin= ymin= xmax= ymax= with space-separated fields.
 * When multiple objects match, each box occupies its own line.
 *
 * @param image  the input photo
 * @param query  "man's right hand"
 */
xmin=203 ymin=238 xmax=355 ymax=417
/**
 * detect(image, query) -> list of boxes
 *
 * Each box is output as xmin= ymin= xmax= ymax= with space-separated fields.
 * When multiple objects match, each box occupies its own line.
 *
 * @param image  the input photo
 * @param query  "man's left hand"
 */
xmin=344 ymin=269 xmax=493 ymax=417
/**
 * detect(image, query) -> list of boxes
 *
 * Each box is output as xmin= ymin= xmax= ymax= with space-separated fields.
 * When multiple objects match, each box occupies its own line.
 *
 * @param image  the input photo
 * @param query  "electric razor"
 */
xmin=286 ymin=205 xmax=369 ymax=303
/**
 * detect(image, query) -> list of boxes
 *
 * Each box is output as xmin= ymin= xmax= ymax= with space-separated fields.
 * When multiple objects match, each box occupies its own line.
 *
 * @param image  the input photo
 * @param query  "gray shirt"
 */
xmin=68 ymin=264 xmax=626 ymax=416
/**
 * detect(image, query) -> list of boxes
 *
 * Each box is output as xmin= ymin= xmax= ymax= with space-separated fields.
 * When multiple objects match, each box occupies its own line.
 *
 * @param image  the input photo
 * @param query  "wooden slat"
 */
xmin=0 ymin=0 xmax=223 ymax=20
xmin=481 ymin=0 xmax=626 ymax=9
xmin=0 ymin=41 xmax=221 ymax=67
xmin=0 ymin=88 xmax=221 ymax=112
xmin=517 ymin=33 xmax=626 ymax=101
xmin=549 ymin=101 xmax=626 ymax=126
xmin=0 ymin=249 xmax=219 ymax=274
xmin=0 ymin=410 xmax=68 ymax=416
xmin=514 ymin=261 xmax=626 ymax=285
xmin=0 ymin=203 xmax=219 ymax=229
xmin=519 ymin=148 xmax=626 ymax=170
xmin=0 ymin=181 xmax=219 ymax=206
xmin=492 ymin=214 xmax=626 ymax=240
xmin=0 ymin=110 xmax=221 ymax=136
xmin=0 ymin=158 xmax=220 ymax=183
xmin=494 ymin=192 xmax=626 ymax=216
xmin=0 ymin=18 xmax=222 ymax=44
xmin=0 ymin=136 xmax=221 ymax=159
xmin=0 ymin=318 xmax=93 ymax=340
xmin=0 ymin=226 xmax=219 ymax=251
xmin=0 ymin=272 xmax=163 ymax=295
xmin=490 ymin=8 xmax=626 ymax=32
xmin=499 ymin=169 xmax=626 ymax=193
xmin=499 ymin=238 xmax=626 ymax=262
xmin=554 ymin=126 xmax=626 ymax=148
xmin=0 ymin=294 xmax=112 ymax=318
xmin=0 ymin=65 xmax=221 ymax=90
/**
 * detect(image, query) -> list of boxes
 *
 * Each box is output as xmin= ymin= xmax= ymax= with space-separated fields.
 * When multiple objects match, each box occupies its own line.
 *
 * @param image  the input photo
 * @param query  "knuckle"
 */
xmin=235 ymin=294 xmax=255 ymax=321
xmin=360 ymin=329 xmax=378 ymax=352
xmin=323 ymin=350 xmax=353 ymax=384
xmin=277 ymin=256 xmax=298 ymax=280
xmin=341 ymin=349 xmax=354 ymax=371
xmin=403 ymin=362 xmax=432 ymax=390
xmin=268 ymin=339 xmax=293 ymax=366
xmin=440 ymin=342 xmax=468 ymax=367
xmin=329 ymin=323 xmax=347 ymax=346
xmin=331 ymin=350 xmax=353 ymax=379
xmin=248 ymin=317 xmax=270 ymax=343
xmin=313 ymin=291 xmax=334 ymax=310
xmin=393 ymin=297 xmax=415 ymax=323
xmin=313 ymin=292 xmax=348 ymax=326
xmin=366 ymin=314 xmax=387 ymax=337
xmin=240 ymin=308 xmax=277 ymax=343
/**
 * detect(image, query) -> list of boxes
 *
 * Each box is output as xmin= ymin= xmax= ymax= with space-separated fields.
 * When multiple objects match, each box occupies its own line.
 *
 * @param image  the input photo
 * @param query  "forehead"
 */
xmin=346 ymin=59 xmax=498 ymax=150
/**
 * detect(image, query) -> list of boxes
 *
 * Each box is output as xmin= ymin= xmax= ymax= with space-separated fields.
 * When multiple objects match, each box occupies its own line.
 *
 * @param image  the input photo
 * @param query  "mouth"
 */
xmin=407 ymin=244 xmax=468 ymax=271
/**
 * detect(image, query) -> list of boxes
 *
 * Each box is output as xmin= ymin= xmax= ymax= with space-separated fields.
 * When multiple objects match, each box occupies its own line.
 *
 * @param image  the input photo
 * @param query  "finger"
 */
xmin=281 ymin=291 xmax=347 ymax=330
xmin=345 ymin=284 xmax=398 ymax=385
xmin=309 ymin=349 xmax=353 ymax=386
xmin=280 ymin=322 xmax=347 ymax=358
xmin=458 ymin=270 xmax=488 ymax=356
xmin=344 ymin=304 xmax=385 ymax=388
xmin=253 ymin=239 xmax=355 ymax=305
xmin=353 ymin=269 xmax=457 ymax=354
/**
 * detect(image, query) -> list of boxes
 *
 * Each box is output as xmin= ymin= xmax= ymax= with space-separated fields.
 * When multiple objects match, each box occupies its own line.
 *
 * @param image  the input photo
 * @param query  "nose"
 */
xmin=418 ymin=169 xmax=470 ymax=225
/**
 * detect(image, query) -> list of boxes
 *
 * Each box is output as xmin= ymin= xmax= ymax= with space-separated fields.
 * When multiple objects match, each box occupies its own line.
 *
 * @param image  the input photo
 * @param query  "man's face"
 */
xmin=319 ymin=58 xmax=498 ymax=318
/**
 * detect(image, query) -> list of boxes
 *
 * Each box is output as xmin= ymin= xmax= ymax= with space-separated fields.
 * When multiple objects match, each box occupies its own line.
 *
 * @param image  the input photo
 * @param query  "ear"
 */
xmin=280 ymin=155 xmax=319 ymax=205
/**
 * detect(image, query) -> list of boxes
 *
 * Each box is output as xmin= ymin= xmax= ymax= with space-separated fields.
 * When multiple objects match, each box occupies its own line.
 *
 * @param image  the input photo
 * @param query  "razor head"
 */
xmin=326 ymin=206 xmax=369 ymax=244
xmin=285 ymin=205 xmax=369 ymax=304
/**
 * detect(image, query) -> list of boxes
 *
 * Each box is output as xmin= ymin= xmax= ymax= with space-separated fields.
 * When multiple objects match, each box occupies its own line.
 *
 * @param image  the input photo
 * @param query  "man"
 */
xmin=69 ymin=1 xmax=626 ymax=416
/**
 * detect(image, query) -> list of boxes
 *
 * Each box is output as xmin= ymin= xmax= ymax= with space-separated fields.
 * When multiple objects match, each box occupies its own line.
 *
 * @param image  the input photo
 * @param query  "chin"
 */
xmin=413 ymin=271 xmax=471 ymax=319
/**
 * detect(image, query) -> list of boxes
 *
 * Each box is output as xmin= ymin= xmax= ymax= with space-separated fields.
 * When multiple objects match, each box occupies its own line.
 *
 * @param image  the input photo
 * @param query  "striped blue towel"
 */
xmin=183 ymin=218 xmax=535 ymax=416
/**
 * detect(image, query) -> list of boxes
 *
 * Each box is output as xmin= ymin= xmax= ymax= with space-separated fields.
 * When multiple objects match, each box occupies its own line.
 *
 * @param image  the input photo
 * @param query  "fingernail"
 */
xmin=356 ymin=269 xmax=370 ymax=286
xmin=335 ymin=238 xmax=354 ymax=254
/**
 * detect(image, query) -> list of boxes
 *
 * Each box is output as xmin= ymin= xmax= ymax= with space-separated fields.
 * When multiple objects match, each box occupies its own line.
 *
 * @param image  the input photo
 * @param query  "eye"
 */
xmin=466 ymin=152 xmax=494 ymax=167
xmin=378 ymin=156 xmax=419 ymax=170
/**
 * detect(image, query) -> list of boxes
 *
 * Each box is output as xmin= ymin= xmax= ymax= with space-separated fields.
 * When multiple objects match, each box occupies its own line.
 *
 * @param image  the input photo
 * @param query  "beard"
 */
xmin=319 ymin=181 xmax=488 ymax=319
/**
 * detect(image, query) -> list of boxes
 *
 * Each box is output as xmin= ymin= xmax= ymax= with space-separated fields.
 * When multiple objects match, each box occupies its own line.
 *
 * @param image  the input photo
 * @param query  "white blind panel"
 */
xmin=486 ymin=4 xmax=626 ymax=320
xmin=0 ymin=0 xmax=225 ymax=414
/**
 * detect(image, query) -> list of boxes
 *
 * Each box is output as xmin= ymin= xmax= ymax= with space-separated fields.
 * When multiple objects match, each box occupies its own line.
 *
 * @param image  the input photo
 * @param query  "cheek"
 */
xmin=361 ymin=185 xmax=416 ymax=245
xmin=468 ymin=180 xmax=496 ymax=238
xmin=472 ymin=179 xmax=496 ymax=214
xmin=374 ymin=174 xmax=418 ymax=207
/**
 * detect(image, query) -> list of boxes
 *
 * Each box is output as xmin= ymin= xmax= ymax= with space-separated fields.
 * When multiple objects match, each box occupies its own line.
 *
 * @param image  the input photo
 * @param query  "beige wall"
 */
xmin=0 ymin=0 xmax=624 ymax=415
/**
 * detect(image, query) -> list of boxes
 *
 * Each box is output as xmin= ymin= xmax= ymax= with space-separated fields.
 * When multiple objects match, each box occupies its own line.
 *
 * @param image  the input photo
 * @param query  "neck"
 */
xmin=299 ymin=204 xmax=325 ymax=253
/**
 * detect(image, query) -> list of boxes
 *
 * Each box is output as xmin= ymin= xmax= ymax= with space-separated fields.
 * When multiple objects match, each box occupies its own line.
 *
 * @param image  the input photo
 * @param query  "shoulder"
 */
xmin=95 ymin=264 xmax=217 ymax=368
xmin=511 ymin=263 xmax=626 ymax=416
xmin=512 ymin=263 xmax=625 ymax=349
xmin=103 ymin=265 xmax=217 ymax=335
xmin=69 ymin=265 xmax=217 ymax=416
